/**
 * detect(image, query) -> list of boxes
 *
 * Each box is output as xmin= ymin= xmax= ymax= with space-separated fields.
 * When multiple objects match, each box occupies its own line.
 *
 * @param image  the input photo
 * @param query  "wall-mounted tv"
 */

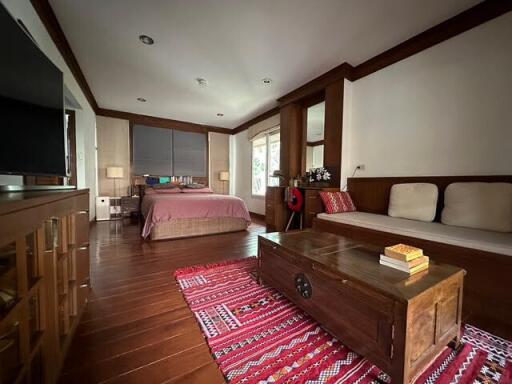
xmin=0 ymin=3 xmax=66 ymax=177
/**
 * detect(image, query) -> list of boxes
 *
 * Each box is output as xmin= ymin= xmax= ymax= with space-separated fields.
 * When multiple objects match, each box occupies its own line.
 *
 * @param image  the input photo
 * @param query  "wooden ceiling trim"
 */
xmin=352 ymin=0 xmax=512 ymax=80
xmin=97 ymin=108 xmax=232 ymax=135
xmin=31 ymin=0 xmax=99 ymax=112
xmin=231 ymin=106 xmax=281 ymax=135
xmin=31 ymin=0 xmax=231 ymax=135
xmin=277 ymin=63 xmax=354 ymax=106
xmin=232 ymin=0 xmax=512 ymax=134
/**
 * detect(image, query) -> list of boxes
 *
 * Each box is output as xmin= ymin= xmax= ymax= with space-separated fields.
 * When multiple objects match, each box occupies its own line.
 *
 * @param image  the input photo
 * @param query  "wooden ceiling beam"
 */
xmin=97 ymin=108 xmax=232 ymax=135
xmin=31 ymin=0 xmax=99 ymax=112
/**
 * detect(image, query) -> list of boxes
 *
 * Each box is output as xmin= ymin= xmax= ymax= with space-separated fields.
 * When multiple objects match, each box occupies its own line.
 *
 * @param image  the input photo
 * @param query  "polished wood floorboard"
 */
xmin=60 ymin=218 xmax=265 ymax=384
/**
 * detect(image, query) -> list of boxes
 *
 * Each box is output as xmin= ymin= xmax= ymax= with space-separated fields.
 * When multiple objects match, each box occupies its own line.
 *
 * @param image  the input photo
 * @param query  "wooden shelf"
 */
xmin=12 ymin=331 xmax=45 ymax=384
xmin=28 ymin=277 xmax=43 ymax=295
xmin=29 ymin=331 xmax=44 ymax=355
xmin=0 ymin=189 xmax=91 ymax=383
xmin=0 ymin=264 xmax=15 ymax=280
xmin=58 ymin=293 xmax=68 ymax=306
xmin=0 ymin=298 xmax=21 ymax=329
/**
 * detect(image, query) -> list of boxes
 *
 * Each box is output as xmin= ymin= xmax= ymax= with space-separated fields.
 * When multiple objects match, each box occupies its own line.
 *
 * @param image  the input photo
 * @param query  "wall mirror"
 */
xmin=305 ymin=101 xmax=325 ymax=171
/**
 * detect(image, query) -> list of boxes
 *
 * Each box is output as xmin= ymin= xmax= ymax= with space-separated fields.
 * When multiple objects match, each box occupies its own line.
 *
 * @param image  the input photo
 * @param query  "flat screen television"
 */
xmin=0 ymin=3 xmax=66 ymax=177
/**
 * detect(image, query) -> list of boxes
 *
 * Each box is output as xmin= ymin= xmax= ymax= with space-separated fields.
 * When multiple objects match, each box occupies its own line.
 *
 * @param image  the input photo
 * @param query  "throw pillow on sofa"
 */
xmin=388 ymin=183 xmax=438 ymax=222
xmin=319 ymin=191 xmax=356 ymax=214
xmin=441 ymin=182 xmax=512 ymax=232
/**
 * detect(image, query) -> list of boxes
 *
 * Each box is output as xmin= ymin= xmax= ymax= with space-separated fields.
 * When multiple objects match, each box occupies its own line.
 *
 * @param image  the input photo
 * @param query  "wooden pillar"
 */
xmin=324 ymin=79 xmax=344 ymax=187
xmin=279 ymin=103 xmax=303 ymax=186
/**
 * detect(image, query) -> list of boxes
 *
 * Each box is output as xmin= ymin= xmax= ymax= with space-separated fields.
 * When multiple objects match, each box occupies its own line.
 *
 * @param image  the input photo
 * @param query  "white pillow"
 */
xmin=388 ymin=183 xmax=438 ymax=222
xmin=441 ymin=182 xmax=512 ymax=232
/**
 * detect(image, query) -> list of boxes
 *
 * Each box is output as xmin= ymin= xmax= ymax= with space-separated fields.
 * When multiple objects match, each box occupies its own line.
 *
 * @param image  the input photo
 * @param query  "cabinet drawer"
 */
xmin=75 ymin=245 xmax=90 ymax=284
xmin=77 ymin=281 xmax=90 ymax=310
xmin=265 ymin=205 xmax=275 ymax=225
xmin=259 ymin=246 xmax=394 ymax=369
xmin=74 ymin=211 xmax=89 ymax=246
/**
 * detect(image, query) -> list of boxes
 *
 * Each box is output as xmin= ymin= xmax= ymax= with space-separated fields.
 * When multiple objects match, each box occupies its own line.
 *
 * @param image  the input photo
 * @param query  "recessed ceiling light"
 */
xmin=217 ymin=113 xmax=224 ymax=117
xmin=196 ymin=78 xmax=208 ymax=87
xmin=139 ymin=35 xmax=154 ymax=45
xmin=137 ymin=97 xmax=147 ymax=102
xmin=262 ymin=77 xmax=273 ymax=85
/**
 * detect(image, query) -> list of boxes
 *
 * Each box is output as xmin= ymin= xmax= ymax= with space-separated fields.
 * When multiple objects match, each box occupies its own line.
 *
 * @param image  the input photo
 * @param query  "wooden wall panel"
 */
xmin=279 ymin=103 xmax=303 ymax=184
xmin=347 ymin=175 xmax=512 ymax=222
xmin=323 ymin=80 xmax=344 ymax=187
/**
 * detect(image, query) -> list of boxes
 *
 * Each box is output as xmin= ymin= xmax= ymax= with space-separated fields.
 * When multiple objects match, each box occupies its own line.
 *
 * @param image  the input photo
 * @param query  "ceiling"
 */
xmin=49 ymin=0 xmax=479 ymax=129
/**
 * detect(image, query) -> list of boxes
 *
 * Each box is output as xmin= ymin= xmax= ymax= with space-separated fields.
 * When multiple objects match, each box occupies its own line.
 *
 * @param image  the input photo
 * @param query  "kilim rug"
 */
xmin=174 ymin=257 xmax=512 ymax=384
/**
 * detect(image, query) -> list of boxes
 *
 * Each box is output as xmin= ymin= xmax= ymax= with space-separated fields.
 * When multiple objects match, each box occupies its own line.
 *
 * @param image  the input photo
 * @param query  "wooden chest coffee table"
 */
xmin=258 ymin=230 xmax=465 ymax=384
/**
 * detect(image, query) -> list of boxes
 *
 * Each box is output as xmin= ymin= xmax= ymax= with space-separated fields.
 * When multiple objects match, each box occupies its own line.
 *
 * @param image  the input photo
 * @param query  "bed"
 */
xmin=140 ymin=187 xmax=251 ymax=240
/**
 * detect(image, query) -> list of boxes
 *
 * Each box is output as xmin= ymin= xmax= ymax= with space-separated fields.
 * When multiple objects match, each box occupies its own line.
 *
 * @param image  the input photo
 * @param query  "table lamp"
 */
xmin=219 ymin=171 xmax=229 ymax=194
xmin=106 ymin=166 xmax=124 ymax=197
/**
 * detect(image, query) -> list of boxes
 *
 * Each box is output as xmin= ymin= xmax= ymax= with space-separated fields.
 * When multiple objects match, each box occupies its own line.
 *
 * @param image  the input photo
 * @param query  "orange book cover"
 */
xmin=384 ymin=244 xmax=423 ymax=261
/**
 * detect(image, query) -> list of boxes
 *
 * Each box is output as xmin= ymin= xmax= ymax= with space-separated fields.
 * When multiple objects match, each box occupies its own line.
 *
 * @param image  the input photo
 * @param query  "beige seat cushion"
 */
xmin=441 ymin=182 xmax=512 ymax=233
xmin=317 ymin=211 xmax=512 ymax=256
xmin=388 ymin=183 xmax=438 ymax=222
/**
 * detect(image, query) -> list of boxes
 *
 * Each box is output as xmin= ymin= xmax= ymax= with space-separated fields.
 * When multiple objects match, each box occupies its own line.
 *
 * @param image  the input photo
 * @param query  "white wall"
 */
xmin=1 ymin=0 xmax=98 ymax=219
xmin=342 ymin=12 xmax=512 ymax=184
xmin=231 ymin=129 xmax=265 ymax=214
xmin=231 ymin=114 xmax=280 ymax=215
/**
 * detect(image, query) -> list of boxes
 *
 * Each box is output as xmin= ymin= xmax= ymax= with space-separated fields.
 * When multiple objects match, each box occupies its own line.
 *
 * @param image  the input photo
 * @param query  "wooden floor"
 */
xmin=59 ymin=217 xmax=265 ymax=384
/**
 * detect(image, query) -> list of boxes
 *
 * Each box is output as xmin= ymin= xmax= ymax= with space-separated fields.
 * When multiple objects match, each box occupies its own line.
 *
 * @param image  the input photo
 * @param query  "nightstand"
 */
xmin=121 ymin=195 xmax=141 ymax=222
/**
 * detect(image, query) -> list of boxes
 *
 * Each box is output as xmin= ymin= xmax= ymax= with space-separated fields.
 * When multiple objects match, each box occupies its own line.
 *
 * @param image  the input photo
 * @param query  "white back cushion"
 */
xmin=441 ymin=182 xmax=512 ymax=232
xmin=388 ymin=183 xmax=438 ymax=222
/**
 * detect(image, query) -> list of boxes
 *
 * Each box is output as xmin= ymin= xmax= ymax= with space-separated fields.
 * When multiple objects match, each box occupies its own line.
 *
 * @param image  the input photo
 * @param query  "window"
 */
xmin=251 ymin=131 xmax=280 ymax=196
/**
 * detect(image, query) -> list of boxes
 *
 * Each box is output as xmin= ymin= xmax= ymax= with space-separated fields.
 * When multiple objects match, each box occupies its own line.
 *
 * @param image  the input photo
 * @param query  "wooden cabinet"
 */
xmin=0 ymin=189 xmax=90 ymax=383
xmin=265 ymin=186 xmax=287 ymax=232
xmin=258 ymin=231 xmax=464 ymax=384
xmin=303 ymin=187 xmax=338 ymax=227
xmin=265 ymin=186 xmax=338 ymax=231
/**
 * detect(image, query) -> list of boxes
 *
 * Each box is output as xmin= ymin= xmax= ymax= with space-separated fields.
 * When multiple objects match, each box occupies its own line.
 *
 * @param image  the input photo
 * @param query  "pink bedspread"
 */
xmin=141 ymin=193 xmax=251 ymax=238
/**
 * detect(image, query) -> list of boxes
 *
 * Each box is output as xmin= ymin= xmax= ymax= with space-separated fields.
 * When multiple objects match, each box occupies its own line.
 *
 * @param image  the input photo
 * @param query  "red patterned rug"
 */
xmin=175 ymin=257 xmax=512 ymax=384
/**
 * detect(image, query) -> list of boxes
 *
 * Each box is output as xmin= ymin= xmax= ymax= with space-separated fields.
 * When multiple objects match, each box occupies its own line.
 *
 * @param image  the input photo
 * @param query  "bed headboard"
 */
xmin=347 ymin=175 xmax=512 ymax=222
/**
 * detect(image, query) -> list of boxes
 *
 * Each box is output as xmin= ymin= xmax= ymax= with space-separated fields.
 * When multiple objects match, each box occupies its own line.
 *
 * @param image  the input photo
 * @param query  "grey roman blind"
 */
xmin=132 ymin=125 xmax=207 ymax=177
xmin=132 ymin=125 xmax=173 ymax=176
xmin=173 ymin=130 xmax=207 ymax=176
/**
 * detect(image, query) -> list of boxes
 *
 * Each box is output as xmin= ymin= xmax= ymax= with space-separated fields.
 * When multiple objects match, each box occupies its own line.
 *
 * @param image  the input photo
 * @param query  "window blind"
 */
xmin=132 ymin=125 xmax=173 ymax=176
xmin=132 ymin=125 xmax=207 ymax=177
xmin=173 ymin=130 xmax=207 ymax=176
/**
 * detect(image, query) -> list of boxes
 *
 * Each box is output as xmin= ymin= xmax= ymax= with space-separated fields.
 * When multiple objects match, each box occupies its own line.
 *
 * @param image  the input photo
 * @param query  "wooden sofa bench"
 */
xmin=312 ymin=175 xmax=512 ymax=340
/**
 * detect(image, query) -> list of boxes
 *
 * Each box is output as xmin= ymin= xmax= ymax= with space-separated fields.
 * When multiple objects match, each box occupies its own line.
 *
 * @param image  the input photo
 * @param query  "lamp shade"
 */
xmin=106 ymin=166 xmax=124 ymax=179
xmin=219 ymin=171 xmax=229 ymax=181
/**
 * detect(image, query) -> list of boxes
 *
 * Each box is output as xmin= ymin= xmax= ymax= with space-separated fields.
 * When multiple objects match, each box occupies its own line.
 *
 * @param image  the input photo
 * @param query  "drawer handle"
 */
xmin=78 ymin=246 xmax=89 ymax=251
xmin=342 ymin=279 xmax=349 ymax=284
xmin=272 ymin=246 xmax=277 ymax=250
xmin=79 ymin=283 xmax=89 ymax=288
xmin=295 ymin=273 xmax=312 ymax=299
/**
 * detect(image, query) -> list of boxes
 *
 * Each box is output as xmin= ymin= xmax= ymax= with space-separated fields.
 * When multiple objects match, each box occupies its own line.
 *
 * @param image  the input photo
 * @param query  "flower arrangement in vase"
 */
xmin=307 ymin=167 xmax=331 ymax=186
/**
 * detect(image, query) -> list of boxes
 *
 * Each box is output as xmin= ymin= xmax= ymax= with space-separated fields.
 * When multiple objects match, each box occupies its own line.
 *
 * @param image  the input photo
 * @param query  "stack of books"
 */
xmin=380 ymin=244 xmax=429 ymax=275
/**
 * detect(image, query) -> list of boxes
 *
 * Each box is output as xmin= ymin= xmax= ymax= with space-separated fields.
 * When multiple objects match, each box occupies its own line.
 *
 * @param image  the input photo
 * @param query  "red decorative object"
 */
xmin=287 ymin=187 xmax=303 ymax=212
xmin=319 ymin=191 xmax=356 ymax=214
xmin=175 ymin=258 xmax=512 ymax=384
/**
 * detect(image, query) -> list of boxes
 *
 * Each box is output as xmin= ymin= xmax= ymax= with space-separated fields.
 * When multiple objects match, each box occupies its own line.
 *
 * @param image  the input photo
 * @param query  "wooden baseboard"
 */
xmin=249 ymin=211 xmax=265 ymax=221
